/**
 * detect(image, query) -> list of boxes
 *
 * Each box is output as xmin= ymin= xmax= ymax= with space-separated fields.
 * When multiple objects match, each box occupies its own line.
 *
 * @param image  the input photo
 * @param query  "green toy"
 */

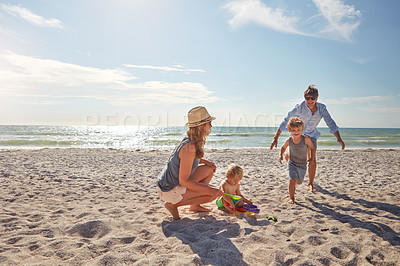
xmin=267 ymin=216 xmax=278 ymax=222
xmin=216 ymin=193 xmax=243 ymax=208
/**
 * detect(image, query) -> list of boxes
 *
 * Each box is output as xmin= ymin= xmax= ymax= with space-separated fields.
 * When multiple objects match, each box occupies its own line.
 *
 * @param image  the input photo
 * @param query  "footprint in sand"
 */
xmin=307 ymin=235 xmax=327 ymax=246
xmin=67 ymin=220 xmax=110 ymax=239
xmin=6 ymin=237 xmax=23 ymax=245
xmin=330 ymin=246 xmax=350 ymax=259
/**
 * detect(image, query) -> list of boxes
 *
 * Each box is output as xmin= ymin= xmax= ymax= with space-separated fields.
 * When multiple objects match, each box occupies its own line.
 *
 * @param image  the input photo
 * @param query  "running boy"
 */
xmin=279 ymin=117 xmax=316 ymax=204
xmin=218 ymin=164 xmax=252 ymax=209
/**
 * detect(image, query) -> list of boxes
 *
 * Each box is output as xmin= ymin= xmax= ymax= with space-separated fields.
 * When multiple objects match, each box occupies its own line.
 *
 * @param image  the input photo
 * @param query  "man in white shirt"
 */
xmin=270 ymin=85 xmax=345 ymax=192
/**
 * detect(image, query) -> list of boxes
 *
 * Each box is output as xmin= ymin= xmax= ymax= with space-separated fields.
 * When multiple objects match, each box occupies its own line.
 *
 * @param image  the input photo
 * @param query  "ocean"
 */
xmin=0 ymin=125 xmax=399 ymax=151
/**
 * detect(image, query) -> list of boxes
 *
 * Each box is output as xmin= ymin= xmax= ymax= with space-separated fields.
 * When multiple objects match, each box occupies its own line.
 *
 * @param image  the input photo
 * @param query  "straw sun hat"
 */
xmin=185 ymin=106 xmax=216 ymax=127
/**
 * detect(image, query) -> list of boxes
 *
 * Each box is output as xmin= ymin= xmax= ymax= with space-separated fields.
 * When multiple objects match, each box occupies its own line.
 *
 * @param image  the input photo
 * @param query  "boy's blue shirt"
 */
xmin=279 ymin=101 xmax=339 ymax=139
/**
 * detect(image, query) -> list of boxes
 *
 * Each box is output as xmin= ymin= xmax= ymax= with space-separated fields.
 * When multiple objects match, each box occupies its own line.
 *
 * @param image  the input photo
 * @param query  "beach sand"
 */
xmin=0 ymin=148 xmax=399 ymax=265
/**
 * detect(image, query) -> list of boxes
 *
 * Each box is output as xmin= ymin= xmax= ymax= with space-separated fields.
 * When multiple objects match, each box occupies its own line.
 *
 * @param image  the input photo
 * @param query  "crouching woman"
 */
xmin=156 ymin=106 xmax=231 ymax=220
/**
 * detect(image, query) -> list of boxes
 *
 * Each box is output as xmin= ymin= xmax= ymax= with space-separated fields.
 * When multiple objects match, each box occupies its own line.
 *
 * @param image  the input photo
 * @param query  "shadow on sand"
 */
xmin=162 ymin=215 xmax=249 ymax=266
xmin=297 ymin=184 xmax=400 ymax=246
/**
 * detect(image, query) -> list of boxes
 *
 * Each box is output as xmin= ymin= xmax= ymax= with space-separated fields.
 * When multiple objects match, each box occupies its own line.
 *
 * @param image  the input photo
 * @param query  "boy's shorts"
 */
xmin=216 ymin=195 xmax=242 ymax=208
xmin=157 ymin=186 xmax=186 ymax=205
xmin=288 ymin=161 xmax=307 ymax=184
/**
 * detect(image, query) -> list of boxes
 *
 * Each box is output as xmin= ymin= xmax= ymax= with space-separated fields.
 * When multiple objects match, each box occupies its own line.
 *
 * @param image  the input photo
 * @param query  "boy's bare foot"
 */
xmin=308 ymin=184 xmax=317 ymax=192
xmin=189 ymin=204 xmax=211 ymax=212
xmin=165 ymin=202 xmax=181 ymax=220
xmin=288 ymin=199 xmax=295 ymax=204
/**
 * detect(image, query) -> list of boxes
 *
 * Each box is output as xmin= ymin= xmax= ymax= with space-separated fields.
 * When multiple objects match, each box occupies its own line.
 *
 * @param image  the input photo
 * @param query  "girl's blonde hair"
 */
xmin=226 ymin=164 xmax=243 ymax=180
xmin=186 ymin=124 xmax=207 ymax=158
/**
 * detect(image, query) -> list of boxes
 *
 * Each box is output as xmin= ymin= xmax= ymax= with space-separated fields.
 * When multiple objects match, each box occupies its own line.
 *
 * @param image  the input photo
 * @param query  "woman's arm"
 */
xmin=178 ymin=143 xmax=217 ymax=195
xmin=199 ymin=158 xmax=216 ymax=173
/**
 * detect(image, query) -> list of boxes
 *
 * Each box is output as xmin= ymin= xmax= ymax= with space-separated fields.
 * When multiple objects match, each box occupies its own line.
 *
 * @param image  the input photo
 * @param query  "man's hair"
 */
xmin=226 ymin=164 xmax=243 ymax=180
xmin=287 ymin=117 xmax=304 ymax=131
xmin=304 ymin=84 xmax=319 ymax=97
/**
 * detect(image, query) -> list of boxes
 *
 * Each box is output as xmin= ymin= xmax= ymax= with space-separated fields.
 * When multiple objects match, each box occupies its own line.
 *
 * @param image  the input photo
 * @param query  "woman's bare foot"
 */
xmin=189 ymin=204 xmax=211 ymax=212
xmin=308 ymin=184 xmax=317 ymax=192
xmin=288 ymin=199 xmax=295 ymax=204
xmin=165 ymin=202 xmax=180 ymax=220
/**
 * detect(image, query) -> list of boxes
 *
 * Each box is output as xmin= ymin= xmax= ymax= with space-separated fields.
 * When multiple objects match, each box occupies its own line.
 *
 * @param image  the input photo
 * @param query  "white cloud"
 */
xmin=1 ymin=4 xmax=63 ymax=28
xmin=279 ymin=95 xmax=400 ymax=115
xmin=223 ymin=0 xmax=362 ymax=41
xmin=324 ymin=95 xmax=393 ymax=105
xmin=0 ymin=52 xmax=218 ymax=106
xmin=324 ymin=95 xmax=400 ymax=114
xmin=124 ymin=64 xmax=205 ymax=73
xmin=281 ymin=98 xmax=302 ymax=108
xmin=360 ymin=107 xmax=400 ymax=113
xmin=350 ymin=57 xmax=372 ymax=64
xmin=106 ymin=81 xmax=218 ymax=106
xmin=313 ymin=0 xmax=361 ymax=41
xmin=223 ymin=0 xmax=304 ymax=35
xmin=0 ymin=25 xmax=20 ymax=37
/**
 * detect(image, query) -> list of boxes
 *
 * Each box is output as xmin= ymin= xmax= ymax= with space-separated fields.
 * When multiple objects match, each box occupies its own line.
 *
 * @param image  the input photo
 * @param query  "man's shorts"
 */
xmin=309 ymin=137 xmax=317 ymax=150
xmin=157 ymin=186 xmax=186 ymax=205
xmin=288 ymin=161 xmax=307 ymax=184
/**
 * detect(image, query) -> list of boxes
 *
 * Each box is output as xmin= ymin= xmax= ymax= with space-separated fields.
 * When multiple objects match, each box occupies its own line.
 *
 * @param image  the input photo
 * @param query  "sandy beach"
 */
xmin=0 ymin=148 xmax=399 ymax=265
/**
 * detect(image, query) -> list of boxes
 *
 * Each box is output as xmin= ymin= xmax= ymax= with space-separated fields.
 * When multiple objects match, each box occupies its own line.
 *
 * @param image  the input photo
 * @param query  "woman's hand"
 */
xmin=214 ymin=187 xmax=224 ymax=198
xmin=201 ymin=159 xmax=216 ymax=173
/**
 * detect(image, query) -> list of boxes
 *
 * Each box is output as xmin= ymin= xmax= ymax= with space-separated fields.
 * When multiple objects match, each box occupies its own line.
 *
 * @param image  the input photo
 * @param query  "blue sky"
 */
xmin=0 ymin=0 xmax=399 ymax=128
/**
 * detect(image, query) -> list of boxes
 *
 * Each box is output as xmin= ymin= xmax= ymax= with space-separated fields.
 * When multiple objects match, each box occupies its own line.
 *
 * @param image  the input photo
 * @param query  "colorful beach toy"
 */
xmin=216 ymin=194 xmax=259 ymax=219
xmin=235 ymin=207 xmax=247 ymax=212
xmin=243 ymin=204 xmax=260 ymax=213
xmin=233 ymin=211 xmax=256 ymax=218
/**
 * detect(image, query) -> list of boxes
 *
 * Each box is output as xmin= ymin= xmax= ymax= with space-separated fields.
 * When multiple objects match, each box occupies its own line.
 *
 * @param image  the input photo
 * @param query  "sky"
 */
xmin=0 ymin=0 xmax=399 ymax=128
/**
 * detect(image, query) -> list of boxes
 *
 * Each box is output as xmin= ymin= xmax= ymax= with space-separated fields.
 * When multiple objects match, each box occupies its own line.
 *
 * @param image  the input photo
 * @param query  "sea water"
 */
xmin=0 ymin=125 xmax=399 ymax=151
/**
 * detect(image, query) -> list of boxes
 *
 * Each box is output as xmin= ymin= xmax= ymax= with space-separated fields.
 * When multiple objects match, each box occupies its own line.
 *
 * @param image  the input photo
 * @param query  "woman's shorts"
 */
xmin=157 ymin=186 xmax=186 ymax=205
xmin=288 ymin=161 xmax=307 ymax=184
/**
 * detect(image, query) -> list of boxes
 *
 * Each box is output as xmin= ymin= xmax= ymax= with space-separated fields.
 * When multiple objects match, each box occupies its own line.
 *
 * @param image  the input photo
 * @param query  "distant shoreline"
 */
xmin=1 ymin=147 xmax=400 ymax=153
xmin=1 ymin=125 xmax=399 ymax=150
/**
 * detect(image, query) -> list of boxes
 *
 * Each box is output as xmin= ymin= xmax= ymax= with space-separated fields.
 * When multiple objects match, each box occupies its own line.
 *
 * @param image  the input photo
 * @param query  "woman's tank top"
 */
xmin=157 ymin=137 xmax=200 ymax=192
xmin=289 ymin=136 xmax=308 ymax=165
